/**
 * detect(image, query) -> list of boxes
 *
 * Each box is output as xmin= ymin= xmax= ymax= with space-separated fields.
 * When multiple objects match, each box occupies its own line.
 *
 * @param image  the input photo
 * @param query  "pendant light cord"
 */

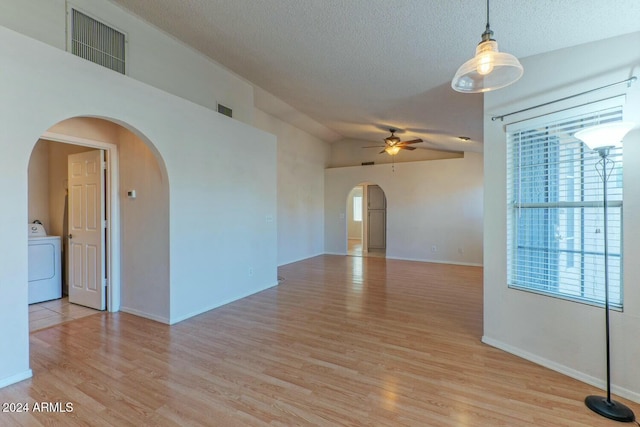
xmin=482 ymin=0 xmax=493 ymax=41
xmin=486 ymin=0 xmax=490 ymax=29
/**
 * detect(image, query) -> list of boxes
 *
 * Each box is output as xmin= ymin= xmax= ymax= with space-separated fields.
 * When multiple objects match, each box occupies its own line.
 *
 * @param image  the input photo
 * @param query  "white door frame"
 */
xmin=41 ymin=131 xmax=121 ymax=312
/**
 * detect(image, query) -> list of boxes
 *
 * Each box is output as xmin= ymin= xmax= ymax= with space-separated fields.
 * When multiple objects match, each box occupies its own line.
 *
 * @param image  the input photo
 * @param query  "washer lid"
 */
xmin=28 ymin=223 xmax=47 ymax=237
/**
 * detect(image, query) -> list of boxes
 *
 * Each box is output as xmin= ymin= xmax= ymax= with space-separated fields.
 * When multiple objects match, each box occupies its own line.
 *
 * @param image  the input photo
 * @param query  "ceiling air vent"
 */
xmin=70 ymin=9 xmax=126 ymax=74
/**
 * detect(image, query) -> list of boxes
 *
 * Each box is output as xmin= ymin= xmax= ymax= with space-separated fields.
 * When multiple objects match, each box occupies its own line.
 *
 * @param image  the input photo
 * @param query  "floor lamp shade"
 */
xmin=574 ymin=122 xmax=635 ymax=150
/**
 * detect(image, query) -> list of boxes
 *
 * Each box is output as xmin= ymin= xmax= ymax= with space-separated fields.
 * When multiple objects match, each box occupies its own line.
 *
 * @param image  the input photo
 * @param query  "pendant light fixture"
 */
xmin=451 ymin=0 xmax=523 ymax=93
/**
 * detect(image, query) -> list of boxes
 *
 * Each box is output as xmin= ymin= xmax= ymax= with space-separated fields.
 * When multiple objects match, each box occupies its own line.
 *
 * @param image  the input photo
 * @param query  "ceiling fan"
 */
xmin=364 ymin=129 xmax=423 ymax=155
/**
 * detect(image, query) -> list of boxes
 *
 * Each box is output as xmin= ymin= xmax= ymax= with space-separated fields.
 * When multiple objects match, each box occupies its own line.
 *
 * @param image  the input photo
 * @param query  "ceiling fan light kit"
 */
xmin=451 ymin=0 xmax=523 ymax=93
xmin=378 ymin=129 xmax=422 ymax=155
xmin=385 ymin=145 xmax=402 ymax=155
xmin=385 ymin=134 xmax=401 ymax=146
xmin=363 ymin=129 xmax=423 ymax=156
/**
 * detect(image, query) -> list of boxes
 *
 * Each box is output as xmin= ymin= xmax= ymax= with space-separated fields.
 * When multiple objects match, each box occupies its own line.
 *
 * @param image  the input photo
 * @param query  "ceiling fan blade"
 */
xmin=362 ymin=145 xmax=385 ymax=148
xmin=400 ymin=139 xmax=423 ymax=145
xmin=402 ymin=146 xmax=417 ymax=150
xmin=379 ymin=149 xmax=387 ymax=154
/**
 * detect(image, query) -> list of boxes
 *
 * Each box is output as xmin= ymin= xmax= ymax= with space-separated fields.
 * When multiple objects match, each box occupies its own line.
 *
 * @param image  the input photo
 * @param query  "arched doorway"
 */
xmin=346 ymin=183 xmax=386 ymax=258
xmin=27 ymin=116 xmax=169 ymax=330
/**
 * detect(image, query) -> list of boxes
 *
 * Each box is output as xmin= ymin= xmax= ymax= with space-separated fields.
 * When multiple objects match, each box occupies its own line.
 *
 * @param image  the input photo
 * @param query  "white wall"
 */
xmin=325 ymin=154 xmax=484 ymax=266
xmin=117 ymin=126 xmax=171 ymax=321
xmin=253 ymin=108 xmax=330 ymax=266
xmin=0 ymin=26 xmax=277 ymax=388
xmin=27 ymin=142 xmax=50 ymax=230
xmin=0 ymin=0 xmax=254 ymax=125
xmin=483 ymin=31 xmax=640 ymax=402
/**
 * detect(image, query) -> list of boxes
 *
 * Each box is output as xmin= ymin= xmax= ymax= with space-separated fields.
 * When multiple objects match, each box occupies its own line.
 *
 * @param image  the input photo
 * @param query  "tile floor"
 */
xmin=29 ymin=297 xmax=100 ymax=332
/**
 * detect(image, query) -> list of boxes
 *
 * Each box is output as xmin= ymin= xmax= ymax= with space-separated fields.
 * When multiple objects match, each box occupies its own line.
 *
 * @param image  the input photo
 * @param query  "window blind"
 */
xmin=506 ymin=98 xmax=625 ymax=308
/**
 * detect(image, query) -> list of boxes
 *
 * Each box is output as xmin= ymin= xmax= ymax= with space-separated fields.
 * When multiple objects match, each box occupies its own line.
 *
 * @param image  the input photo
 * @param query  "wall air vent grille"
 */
xmin=71 ymin=9 xmax=126 ymax=74
xmin=217 ymin=104 xmax=233 ymax=118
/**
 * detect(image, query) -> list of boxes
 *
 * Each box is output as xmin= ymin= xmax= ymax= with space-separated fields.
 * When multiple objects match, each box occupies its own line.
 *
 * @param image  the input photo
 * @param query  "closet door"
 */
xmin=367 ymin=185 xmax=386 ymax=250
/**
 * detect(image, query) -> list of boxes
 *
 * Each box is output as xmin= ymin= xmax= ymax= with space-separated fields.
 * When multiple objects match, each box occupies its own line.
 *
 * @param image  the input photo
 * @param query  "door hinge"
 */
xmin=102 ymin=161 xmax=107 ymax=170
xmin=103 ymin=219 xmax=108 ymax=228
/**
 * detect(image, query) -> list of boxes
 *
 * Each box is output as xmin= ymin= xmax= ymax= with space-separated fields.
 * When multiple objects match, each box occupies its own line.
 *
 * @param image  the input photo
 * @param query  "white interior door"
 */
xmin=367 ymin=185 xmax=386 ymax=250
xmin=68 ymin=150 xmax=105 ymax=310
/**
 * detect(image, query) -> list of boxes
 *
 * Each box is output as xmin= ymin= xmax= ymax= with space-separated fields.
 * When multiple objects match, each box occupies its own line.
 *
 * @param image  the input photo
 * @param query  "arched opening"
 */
xmin=27 ymin=116 xmax=170 ymax=331
xmin=346 ymin=183 xmax=386 ymax=258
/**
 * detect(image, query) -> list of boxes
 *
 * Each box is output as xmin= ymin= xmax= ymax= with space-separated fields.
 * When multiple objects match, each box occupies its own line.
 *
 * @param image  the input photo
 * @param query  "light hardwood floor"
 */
xmin=347 ymin=238 xmax=385 ymax=258
xmin=2 ymin=255 xmax=638 ymax=426
xmin=347 ymin=238 xmax=363 ymax=256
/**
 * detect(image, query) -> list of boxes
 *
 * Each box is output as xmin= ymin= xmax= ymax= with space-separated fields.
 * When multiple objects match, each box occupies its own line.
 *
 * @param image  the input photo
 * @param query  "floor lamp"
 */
xmin=574 ymin=121 xmax=636 ymax=423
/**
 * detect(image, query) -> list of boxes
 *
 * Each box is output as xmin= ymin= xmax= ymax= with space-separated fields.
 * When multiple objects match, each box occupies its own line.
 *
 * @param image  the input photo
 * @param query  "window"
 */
xmin=353 ymin=196 xmax=363 ymax=222
xmin=507 ymin=99 xmax=624 ymax=308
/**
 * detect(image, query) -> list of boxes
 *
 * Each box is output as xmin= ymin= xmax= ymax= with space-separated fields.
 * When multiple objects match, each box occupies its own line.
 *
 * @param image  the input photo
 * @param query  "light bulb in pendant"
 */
xmin=477 ymin=53 xmax=494 ymax=75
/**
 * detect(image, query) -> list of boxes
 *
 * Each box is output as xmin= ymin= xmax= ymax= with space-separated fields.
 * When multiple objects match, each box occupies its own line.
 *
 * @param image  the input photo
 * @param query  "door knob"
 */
xmin=68 ymin=234 xmax=73 ymax=239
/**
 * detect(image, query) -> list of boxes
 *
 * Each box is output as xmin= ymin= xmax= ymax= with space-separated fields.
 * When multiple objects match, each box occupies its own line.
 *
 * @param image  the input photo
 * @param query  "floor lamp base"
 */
xmin=585 ymin=395 xmax=635 ymax=423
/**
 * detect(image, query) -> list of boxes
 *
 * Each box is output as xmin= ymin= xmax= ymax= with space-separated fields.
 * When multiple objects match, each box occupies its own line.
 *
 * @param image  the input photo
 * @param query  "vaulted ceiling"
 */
xmin=110 ymin=0 xmax=640 ymax=152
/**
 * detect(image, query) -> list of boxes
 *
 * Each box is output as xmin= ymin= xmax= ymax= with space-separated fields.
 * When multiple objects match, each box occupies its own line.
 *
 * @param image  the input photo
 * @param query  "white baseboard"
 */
xmin=168 ymin=282 xmax=279 ymax=325
xmin=278 ymin=252 xmax=325 ymax=267
xmin=321 ymin=252 xmax=483 ymax=267
xmin=482 ymin=336 xmax=640 ymax=404
xmin=119 ymin=306 xmax=170 ymax=325
xmin=384 ymin=255 xmax=483 ymax=267
xmin=0 ymin=369 xmax=32 ymax=389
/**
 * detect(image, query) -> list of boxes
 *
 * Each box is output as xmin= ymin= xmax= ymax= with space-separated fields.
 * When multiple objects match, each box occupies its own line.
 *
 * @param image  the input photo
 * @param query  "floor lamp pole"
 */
xmin=584 ymin=148 xmax=635 ymax=423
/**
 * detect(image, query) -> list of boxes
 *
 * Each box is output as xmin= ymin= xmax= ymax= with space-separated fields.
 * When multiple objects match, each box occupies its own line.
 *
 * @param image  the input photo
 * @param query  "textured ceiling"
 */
xmin=109 ymin=0 xmax=640 ymax=151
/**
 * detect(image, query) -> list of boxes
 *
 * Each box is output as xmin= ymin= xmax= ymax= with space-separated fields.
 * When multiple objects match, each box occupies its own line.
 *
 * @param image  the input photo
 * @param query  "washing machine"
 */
xmin=28 ymin=223 xmax=62 ymax=304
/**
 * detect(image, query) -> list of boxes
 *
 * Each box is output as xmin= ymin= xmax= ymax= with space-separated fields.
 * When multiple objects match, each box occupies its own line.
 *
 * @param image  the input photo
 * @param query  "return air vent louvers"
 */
xmin=71 ymin=9 xmax=126 ymax=74
xmin=217 ymin=104 xmax=233 ymax=118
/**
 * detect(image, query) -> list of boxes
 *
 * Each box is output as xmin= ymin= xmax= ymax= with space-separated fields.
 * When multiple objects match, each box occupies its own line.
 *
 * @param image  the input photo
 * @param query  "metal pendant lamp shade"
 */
xmin=451 ymin=0 xmax=523 ymax=93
